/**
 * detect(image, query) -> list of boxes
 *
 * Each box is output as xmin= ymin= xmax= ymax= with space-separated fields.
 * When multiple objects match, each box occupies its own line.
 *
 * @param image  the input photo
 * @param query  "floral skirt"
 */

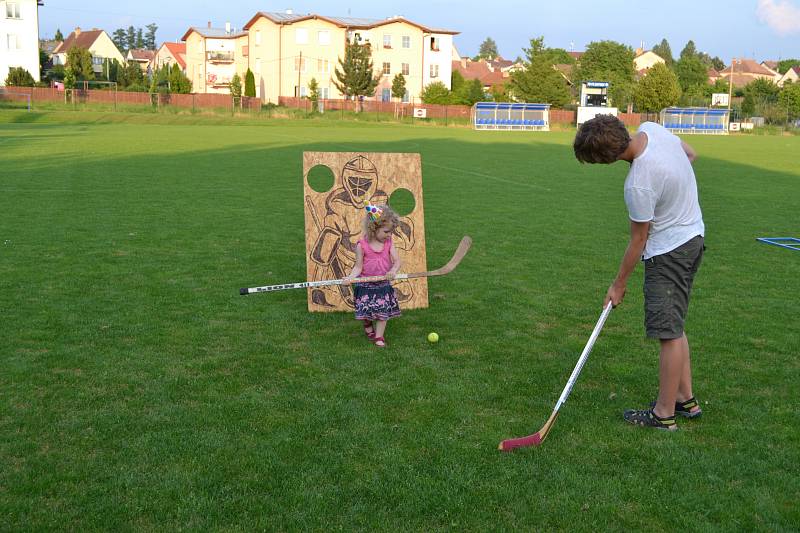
xmin=353 ymin=281 xmax=401 ymax=321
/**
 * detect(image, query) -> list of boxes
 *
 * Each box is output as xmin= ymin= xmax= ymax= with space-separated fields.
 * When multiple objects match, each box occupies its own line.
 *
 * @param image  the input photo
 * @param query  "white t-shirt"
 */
xmin=624 ymin=122 xmax=705 ymax=260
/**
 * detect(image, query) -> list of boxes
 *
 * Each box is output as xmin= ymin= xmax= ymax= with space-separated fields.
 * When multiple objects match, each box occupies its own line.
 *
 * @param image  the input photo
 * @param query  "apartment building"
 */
xmin=182 ymin=23 xmax=248 ymax=94
xmin=1 ymin=0 xmax=43 ymax=84
xmin=183 ymin=10 xmax=456 ymax=101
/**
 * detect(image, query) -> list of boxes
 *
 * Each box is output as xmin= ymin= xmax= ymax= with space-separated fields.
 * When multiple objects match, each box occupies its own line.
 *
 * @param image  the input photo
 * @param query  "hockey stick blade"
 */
xmin=498 ymin=412 xmax=558 ymax=451
xmin=240 ymin=236 xmax=472 ymax=295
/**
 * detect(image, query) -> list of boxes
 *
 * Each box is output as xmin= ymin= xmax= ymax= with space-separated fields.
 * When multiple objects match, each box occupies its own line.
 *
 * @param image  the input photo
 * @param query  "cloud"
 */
xmin=757 ymin=0 xmax=800 ymax=35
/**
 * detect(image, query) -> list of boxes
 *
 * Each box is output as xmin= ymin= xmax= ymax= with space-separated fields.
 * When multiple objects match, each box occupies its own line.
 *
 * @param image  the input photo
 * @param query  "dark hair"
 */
xmin=573 ymin=115 xmax=631 ymax=164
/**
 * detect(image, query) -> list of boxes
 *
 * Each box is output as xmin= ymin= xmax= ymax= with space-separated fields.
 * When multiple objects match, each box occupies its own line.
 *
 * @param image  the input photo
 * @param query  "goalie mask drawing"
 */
xmin=303 ymin=152 xmax=429 ymax=312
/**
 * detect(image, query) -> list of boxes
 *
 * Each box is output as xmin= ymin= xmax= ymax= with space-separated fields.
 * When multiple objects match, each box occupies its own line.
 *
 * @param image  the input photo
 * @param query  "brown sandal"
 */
xmin=363 ymin=320 xmax=375 ymax=340
xmin=373 ymin=336 xmax=386 ymax=348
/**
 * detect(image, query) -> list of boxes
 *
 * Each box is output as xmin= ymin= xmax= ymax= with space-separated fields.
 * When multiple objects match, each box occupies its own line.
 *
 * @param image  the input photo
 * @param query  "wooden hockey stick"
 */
xmin=240 ymin=236 xmax=472 ymax=295
xmin=498 ymin=301 xmax=613 ymax=451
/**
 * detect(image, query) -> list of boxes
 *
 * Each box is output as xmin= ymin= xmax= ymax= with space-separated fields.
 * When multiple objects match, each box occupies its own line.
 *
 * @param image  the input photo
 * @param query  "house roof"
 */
xmin=128 ymin=49 xmax=155 ymax=62
xmin=568 ymin=51 xmax=584 ymax=60
xmin=722 ymin=73 xmax=760 ymax=88
xmin=53 ymin=28 xmax=105 ymax=54
xmin=181 ymin=27 xmax=248 ymax=41
xmin=762 ymin=60 xmax=778 ymax=70
xmin=243 ymin=11 xmax=458 ymax=34
xmin=452 ymin=59 xmax=506 ymax=87
xmin=162 ymin=42 xmax=187 ymax=69
xmin=721 ymin=58 xmax=777 ymax=76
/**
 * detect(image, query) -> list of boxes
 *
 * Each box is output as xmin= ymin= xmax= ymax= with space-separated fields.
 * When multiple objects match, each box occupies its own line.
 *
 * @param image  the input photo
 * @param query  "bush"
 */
xmin=5 ymin=67 xmax=35 ymax=87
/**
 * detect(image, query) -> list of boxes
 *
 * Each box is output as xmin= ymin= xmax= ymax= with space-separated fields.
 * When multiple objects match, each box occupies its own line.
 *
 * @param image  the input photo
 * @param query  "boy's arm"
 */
xmin=342 ymin=246 xmax=364 ymax=284
xmin=605 ymin=220 xmax=650 ymax=307
xmin=681 ymin=140 xmax=697 ymax=163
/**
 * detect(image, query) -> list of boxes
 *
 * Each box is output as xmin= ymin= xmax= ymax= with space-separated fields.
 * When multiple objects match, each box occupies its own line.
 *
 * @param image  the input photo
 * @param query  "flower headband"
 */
xmin=365 ymin=204 xmax=383 ymax=223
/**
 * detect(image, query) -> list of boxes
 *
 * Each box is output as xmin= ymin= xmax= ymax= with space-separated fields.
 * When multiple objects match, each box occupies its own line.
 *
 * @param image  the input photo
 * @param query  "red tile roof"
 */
xmin=53 ymin=29 xmax=105 ymax=54
xmin=452 ymin=59 xmax=507 ymax=87
xmin=721 ymin=58 xmax=776 ymax=76
xmin=163 ymin=42 xmax=187 ymax=69
xmin=128 ymin=49 xmax=155 ymax=62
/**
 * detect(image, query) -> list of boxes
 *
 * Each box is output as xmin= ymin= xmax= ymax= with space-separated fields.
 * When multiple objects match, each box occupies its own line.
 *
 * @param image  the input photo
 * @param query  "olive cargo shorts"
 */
xmin=643 ymin=235 xmax=705 ymax=340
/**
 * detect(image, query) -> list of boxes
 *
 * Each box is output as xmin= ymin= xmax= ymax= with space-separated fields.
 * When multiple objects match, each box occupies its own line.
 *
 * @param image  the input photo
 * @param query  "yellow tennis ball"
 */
xmin=427 ymin=332 xmax=439 ymax=343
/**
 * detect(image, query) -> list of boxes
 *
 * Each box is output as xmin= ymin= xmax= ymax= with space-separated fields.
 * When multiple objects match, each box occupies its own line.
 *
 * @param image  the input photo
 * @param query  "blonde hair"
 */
xmin=362 ymin=204 xmax=399 ymax=239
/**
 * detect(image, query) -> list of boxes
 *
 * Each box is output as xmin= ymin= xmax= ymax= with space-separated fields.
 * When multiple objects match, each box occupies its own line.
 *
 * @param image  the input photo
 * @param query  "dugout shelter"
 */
xmin=473 ymin=102 xmax=550 ymax=131
xmin=660 ymin=108 xmax=729 ymax=134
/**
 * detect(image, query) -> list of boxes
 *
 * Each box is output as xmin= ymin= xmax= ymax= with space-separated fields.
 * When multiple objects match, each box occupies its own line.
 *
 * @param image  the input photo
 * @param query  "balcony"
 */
xmin=207 ymin=51 xmax=234 ymax=63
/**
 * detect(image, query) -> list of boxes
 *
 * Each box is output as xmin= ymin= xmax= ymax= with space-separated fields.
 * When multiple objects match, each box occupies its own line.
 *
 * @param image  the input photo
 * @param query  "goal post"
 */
xmin=0 ymin=89 xmax=31 ymax=111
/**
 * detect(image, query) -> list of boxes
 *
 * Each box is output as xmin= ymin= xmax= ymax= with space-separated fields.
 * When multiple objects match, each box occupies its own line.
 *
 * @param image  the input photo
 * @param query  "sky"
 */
xmin=39 ymin=0 xmax=800 ymax=62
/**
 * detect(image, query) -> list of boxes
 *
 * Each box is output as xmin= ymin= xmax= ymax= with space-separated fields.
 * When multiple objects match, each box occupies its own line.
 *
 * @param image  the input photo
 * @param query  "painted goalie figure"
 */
xmin=307 ymin=155 xmax=416 ymax=308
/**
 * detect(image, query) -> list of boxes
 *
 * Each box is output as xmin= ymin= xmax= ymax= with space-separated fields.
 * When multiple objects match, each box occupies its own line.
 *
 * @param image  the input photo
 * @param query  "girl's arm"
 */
xmin=386 ymin=241 xmax=402 ymax=278
xmin=342 ymin=246 xmax=364 ymax=284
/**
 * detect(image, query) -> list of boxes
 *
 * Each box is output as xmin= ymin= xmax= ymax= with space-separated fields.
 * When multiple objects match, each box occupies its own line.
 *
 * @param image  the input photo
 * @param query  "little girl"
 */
xmin=343 ymin=204 xmax=402 ymax=348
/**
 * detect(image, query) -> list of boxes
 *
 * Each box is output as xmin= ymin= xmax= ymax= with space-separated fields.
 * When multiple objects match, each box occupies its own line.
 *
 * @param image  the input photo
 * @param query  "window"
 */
xmin=321 ymin=87 xmax=329 ymax=99
xmin=383 ymin=34 xmax=392 ymax=48
xmin=318 ymin=31 xmax=330 ymax=45
xmin=430 ymin=37 xmax=439 ymax=51
xmin=381 ymin=88 xmax=391 ymax=102
xmin=295 ymin=28 xmax=308 ymax=44
xmin=294 ymin=56 xmax=306 ymax=72
xmin=6 ymin=34 xmax=20 ymax=49
xmin=92 ymin=56 xmax=104 ymax=65
xmin=6 ymin=3 xmax=21 ymax=18
xmin=317 ymin=59 xmax=330 ymax=73
xmin=402 ymin=90 xmax=409 ymax=103
xmin=402 ymin=36 xmax=410 ymax=49
xmin=255 ymin=30 xmax=261 ymax=46
xmin=382 ymin=62 xmax=391 ymax=76
xmin=299 ymin=86 xmax=307 ymax=98
xmin=430 ymin=64 xmax=439 ymax=78
xmin=401 ymin=63 xmax=409 ymax=76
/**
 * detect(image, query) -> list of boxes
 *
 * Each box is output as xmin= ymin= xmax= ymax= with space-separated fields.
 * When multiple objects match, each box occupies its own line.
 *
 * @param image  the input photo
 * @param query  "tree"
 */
xmin=779 ymin=81 xmax=800 ymax=119
xmin=4 ymin=67 xmax=35 ymax=86
xmin=652 ymin=38 xmax=674 ymax=68
xmin=741 ymin=78 xmax=779 ymax=115
xmin=419 ymin=81 xmax=450 ymax=104
xmin=112 ymin=29 xmax=127 ymax=52
xmin=149 ymin=64 xmax=170 ymax=94
xmin=308 ymin=77 xmax=320 ymax=112
xmin=391 ymin=73 xmax=406 ymax=101
xmin=244 ymin=68 xmax=256 ymax=97
xmin=675 ymin=54 xmax=708 ymax=93
xmin=169 ymin=63 xmax=191 ymax=94
xmin=55 ymin=28 xmax=63 ymax=42
xmin=230 ymin=73 xmax=243 ymax=99
xmin=490 ymin=83 xmax=512 ymax=102
xmin=135 ymin=28 xmax=144 ymax=49
xmin=679 ymin=40 xmax=697 ymax=60
xmin=510 ymin=37 xmax=572 ymax=107
xmin=478 ymin=37 xmax=498 ymax=60
xmin=463 ymin=79 xmax=485 ymax=106
xmin=66 ymin=46 xmax=94 ymax=80
xmin=633 ymin=63 xmax=680 ymax=112
xmin=63 ymin=66 xmax=76 ymax=89
xmin=144 ymin=23 xmax=158 ymax=50
xmin=333 ymin=42 xmax=379 ymax=112
xmin=126 ymin=26 xmax=136 ymax=51
xmin=574 ymin=40 xmax=636 ymax=109
xmin=777 ymin=59 xmax=800 ymax=74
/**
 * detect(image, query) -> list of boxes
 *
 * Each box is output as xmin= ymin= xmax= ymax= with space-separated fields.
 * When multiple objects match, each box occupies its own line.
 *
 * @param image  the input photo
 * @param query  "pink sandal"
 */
xmin=362 ymin=320 xmax=375 ymax=340
xmin=373 ymin=336 xmax=386 ymax=348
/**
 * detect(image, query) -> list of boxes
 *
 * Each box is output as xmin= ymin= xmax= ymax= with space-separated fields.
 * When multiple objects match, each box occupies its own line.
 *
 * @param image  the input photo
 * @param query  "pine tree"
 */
xmin=652 ymin=38 xmax=674 ymax=68
xmin=478 ymin=37 xmax=498 ymax=60
xmin=144 ymin=24 xmax=158 ymax=50
xmin=308 ymin=77 xmax=320 ymax=112
xmin=126 ymin=26 xmax=136 ymax=51
xmin=333 ymin=42 xmax=379 ymax=112
xmin=55 ymin=28 xmax=63 ymax=42
xmin=244 ymin=68 xmax=256 ymax=97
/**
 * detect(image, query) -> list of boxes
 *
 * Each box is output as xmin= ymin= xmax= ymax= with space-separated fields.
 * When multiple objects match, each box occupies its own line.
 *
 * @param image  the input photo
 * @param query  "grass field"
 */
xmin=1 ymin=110 xmax=798 ymax=531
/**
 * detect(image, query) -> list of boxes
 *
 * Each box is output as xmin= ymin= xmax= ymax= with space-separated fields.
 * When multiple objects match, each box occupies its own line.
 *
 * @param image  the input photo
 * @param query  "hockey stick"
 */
xmin=498 ymin=301 xmax=613 ymax=451
xmin=240 ymin=236 xmax=472 ymax=295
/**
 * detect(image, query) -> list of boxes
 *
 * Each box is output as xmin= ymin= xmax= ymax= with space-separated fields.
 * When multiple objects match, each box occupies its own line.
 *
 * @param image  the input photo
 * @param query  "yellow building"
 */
xmin=184 ymin=10 xmax=457 ymax=102
xmin=52 ymin=27 xmax=125 ymax=76
xmin=182 ymin=23 xmax=248 ymax=94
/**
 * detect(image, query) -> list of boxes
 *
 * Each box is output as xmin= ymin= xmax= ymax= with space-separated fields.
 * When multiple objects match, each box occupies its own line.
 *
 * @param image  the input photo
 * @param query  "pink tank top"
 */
xmin=359 ymin=237 xmax=393 ymax=277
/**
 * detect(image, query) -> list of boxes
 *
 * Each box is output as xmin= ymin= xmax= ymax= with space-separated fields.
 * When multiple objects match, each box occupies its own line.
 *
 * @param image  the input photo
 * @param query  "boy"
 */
xmin=573 ymin=115 xmax=705 ymax=431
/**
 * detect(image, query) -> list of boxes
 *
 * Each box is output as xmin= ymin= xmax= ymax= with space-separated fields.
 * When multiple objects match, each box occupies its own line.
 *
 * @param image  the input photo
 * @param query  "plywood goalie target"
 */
xmin=303 ymin=152 xmax=428 ymax=312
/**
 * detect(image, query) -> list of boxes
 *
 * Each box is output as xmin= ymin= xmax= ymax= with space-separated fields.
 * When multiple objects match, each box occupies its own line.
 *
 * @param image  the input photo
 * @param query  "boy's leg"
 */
xmin=653 ymin=334 xmax=689 ymax=418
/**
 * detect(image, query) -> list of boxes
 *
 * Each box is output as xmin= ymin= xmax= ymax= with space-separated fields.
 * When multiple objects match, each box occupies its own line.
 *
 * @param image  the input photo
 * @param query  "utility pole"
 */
xmin=297 ymin=50 xmax=302 ymax=98
xmin=727 ymin=57 xmax=735 ymax=115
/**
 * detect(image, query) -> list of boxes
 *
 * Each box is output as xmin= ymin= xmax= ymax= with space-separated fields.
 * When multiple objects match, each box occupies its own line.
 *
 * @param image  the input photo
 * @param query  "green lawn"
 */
xmin=1 ymin=110 xmax=798 ymax=531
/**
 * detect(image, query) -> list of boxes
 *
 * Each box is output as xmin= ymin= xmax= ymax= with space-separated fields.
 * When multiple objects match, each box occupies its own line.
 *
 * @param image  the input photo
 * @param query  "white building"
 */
xmin=1 ymin=0 xmax=43 ymax=85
